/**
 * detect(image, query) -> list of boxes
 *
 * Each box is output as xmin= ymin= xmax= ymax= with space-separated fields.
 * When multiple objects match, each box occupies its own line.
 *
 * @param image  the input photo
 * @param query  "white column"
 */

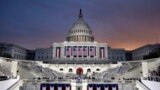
xmin=71 ymin=81 xmax=76 ymax=90
xmin=82 ymin=46 xmax=84 ymax=58
xmin=64 ymin=46 xmax=66 ymax=58
xmin=77 ymin=46 xmax=78 ymax=59
xmin=101 ymin=48 xmax=104 ymax=59
xmin=94 ymin=46 xmax=96 ymax=59
xmin=56 ymin=48 xmax=60 ymax=58
xmin=87 ymin=46 xmax=90 ymax=59
xmin=82 ymin=80 xmax=88 ymax=90
xmin=71 ymin=46 xmax=73 ymax=59
xmin=105 ymin=47 xmax=108 ymax=60
xmin=11 ymin=61 xmax=18 ymax=77
xmin=53 ymin=45 xmax=56 ymax=58
xmin=61 ymin=45 xmax=65 ymax=59
xmin=96 ymin=47 xmax=99 ymax=59
xmin=142 ymin=61 xmax=149 ymax=77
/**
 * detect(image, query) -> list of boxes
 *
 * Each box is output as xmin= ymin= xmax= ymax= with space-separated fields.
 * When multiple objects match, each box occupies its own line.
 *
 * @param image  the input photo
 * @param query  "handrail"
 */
xmin=1 ymin=56 xmax=160 ymax=63
xmin=7 ymin=79 xmax=24 ymax=90
xmin=136 ymin=80 xmax=150 ymax=90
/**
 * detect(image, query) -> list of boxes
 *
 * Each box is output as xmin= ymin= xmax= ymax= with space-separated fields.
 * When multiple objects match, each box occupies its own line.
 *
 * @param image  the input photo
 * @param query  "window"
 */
xmin=60 ymin=68 xmax=63 ymax=71
xmin=96 ymin=69 xmax=100 ymax=71
xmin=78 ymin=87 xmax=81 ymax=90
xmin=46 ymin=56 xmax=48 ymax=59
xmin=87 ymin=69 xmax=91 ymax=72
xmin=69 ymin=68 xmax=73 ymax=72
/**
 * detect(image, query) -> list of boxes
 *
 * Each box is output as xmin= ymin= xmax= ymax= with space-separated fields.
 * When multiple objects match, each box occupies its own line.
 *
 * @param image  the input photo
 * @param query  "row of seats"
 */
xmin=44 ymin=60 xmax=117 ymax=64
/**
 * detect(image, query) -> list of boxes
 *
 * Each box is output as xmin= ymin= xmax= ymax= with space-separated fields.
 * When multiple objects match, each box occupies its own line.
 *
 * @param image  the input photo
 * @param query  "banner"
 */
xmin=89 ymin=46 xmax=95 ymax=56
xmin=66 ymin=46 xmax=72 ymax=56
xmin=78 ymin=46 xmax=83 ymax=56
xmin=72 ymin=46 xmax=77 ymax=56
xmin=83 ymin=46 xmax=88 ymax=56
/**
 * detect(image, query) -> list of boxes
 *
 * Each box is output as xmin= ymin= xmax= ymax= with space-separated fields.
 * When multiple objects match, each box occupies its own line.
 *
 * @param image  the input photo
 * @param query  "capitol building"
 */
xmin=53 ymin=9 xmax=108 ymax=60
xmin=0 ymin=9 xmax=160 ymax=90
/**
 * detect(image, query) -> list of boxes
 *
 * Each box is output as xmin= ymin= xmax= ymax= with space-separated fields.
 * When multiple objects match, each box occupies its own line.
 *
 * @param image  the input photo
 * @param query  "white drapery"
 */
xmin=104 ymin=87 xmax=108 ymax=90
xmin=58 ymin=86 xmax=62 ymax=90
xmin=89 ymin=86 xmax=93 ymax=90
xmin=50 ymin=86 xmax=54 ymax=90
xmin=42 ymin=86 xmax=46 ymax=90
xmin=66 ymin=86 xmax=70 ymax=90
xmin=97 ymin=86 xmax=101 ymax=90
xmin=112 ymin=86 xmax=116 ymax=90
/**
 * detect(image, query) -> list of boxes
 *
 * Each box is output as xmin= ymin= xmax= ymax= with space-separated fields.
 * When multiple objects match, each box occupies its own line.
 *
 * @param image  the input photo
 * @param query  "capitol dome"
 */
xmin=66 ymin=9 xmax=94 ymax=42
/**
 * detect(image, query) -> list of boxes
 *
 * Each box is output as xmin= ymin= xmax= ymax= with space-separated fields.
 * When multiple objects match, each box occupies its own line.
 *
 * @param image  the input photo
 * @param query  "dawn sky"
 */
xmin=0 ymin=0 xmax=160 ymax=50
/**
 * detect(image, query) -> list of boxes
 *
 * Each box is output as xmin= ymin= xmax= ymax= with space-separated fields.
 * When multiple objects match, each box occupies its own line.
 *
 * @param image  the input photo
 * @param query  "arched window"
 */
xmin=69 ymin=68 xmax=73 ymax=72
xmin=60 ymin=68 xmax=63 ymax=71
xmin=87 ymin=69 xmax=91 ymax=72
xmin=96 ymin=69 xmax=100 ymax=71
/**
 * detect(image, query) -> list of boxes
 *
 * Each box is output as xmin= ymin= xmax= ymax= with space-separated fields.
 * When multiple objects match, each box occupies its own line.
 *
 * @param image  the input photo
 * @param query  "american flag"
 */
xmin=78 ymin=46 xmax=83 ymax=56
xmin=72 ymin=46 xmax=77 ymax=56
xmin=66 ymin=46 xmax=72 ymax=56
xmin=89 ymin=46 xmax=95 ymax=56
xmin=41 ymin=84 xmax=71 ymax=90
xmin=83 ymin=46 xmax=88 ymax=56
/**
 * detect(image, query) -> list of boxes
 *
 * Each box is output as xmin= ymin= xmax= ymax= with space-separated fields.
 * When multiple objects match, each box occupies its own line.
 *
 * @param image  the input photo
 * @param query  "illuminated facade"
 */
xmin=53 ymin=9 xmax=108 ymax=60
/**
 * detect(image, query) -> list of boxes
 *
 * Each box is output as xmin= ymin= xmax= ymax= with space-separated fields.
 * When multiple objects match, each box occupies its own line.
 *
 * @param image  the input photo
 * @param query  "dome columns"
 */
xmin=66 ymin=9 xmax=94 ymax=42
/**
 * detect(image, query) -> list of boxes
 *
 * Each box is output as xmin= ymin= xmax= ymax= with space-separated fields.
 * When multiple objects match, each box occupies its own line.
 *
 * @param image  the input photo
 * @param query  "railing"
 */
xmin=7 ymin=79 xmax=24 ymax=90
xmin=142 ymin=76 xmax=160 ymax=82
xmin=136 ymin=80 xmax=150 ymax=90
xmin=1 ymin=56 xmax=160 ymax=64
